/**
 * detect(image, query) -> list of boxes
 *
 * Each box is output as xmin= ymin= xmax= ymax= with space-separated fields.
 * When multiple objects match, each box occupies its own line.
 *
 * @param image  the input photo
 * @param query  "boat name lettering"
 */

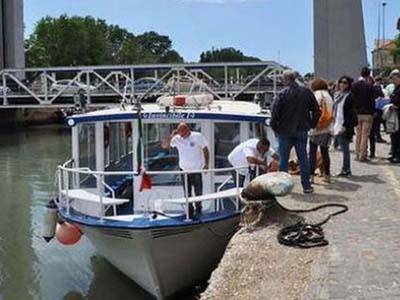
xmin=142 ymin=112 xmax=196 ymax=120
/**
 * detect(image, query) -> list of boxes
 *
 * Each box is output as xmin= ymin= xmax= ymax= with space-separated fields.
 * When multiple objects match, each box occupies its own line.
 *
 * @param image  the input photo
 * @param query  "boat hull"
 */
xmin=74 ymin=214 xmax=240 ymax=299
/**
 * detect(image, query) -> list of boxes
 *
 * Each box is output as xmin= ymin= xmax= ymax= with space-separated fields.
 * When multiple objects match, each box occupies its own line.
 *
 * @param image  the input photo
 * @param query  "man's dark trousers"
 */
xmin=278 ymin=131 xmax=311 ymax=190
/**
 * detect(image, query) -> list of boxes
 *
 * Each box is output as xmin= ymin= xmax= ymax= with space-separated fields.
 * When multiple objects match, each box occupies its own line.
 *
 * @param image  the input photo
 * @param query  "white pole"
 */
xmin=65 ymin=169 xmax=70 ymax=215
xmin=98 ymin=175 xmax=104 ymax=220
xmin=235 ymin=170 xmax=240 ymax=211
xmin=224 ymin=66 xmax=228 ymax=99
xmin=184 ymin=172 xmax=190 ymax=220
xmin=58 ymin=169 xmax=62 ymax=205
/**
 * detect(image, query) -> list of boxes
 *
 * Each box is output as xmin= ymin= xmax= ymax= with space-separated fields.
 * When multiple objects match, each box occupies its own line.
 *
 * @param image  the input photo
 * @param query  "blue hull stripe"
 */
xmin=68 ymin=112 xmax=269 ymax=126
xmin=59 ymin=209 xmax=241 ymax=230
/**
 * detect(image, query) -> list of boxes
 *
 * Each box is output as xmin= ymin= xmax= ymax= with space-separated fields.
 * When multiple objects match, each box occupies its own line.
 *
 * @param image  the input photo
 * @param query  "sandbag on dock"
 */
xmin=241 ymin=172 xmax=294 ymax=201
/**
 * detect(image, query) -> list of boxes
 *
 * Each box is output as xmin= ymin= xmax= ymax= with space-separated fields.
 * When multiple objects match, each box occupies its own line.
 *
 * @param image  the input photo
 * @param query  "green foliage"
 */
xmin=393 ymin=34 xmax=400 ymax=65
xmin=200 ymin=47 xmax=260 ymax=63
xmin=26 ymin=15 xmax=183 ymax=67
xmin=393 ymin=18 xmax=400 ymax=66
xmin=199 ymin=47 xmax=262 ymax=79
xmin=26 ymin=16 xmax=258 ymax=69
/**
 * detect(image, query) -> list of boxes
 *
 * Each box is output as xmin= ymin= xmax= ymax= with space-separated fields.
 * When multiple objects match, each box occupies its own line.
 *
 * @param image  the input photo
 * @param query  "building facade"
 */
xmin=314 ymin=0 xmax=367 ymax=80
xmin=0 ymin=0 xmax=25 ymax=69
xmin=372 ymin=39 xmax=399 ymax=72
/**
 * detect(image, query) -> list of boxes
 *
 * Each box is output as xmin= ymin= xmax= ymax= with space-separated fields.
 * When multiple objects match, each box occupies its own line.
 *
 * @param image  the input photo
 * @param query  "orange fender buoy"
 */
xmin=56 ymin=222 xmax=82 ymax=245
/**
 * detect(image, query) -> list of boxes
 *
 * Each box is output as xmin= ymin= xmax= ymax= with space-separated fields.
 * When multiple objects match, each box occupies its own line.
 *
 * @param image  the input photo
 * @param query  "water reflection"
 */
xmin=0 ymin=126 xmax=200 ymax=300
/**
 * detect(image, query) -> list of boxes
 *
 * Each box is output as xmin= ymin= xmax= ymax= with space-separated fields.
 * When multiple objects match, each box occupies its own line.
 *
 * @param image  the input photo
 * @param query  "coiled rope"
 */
xmin=276 ymin=202 xmax=348 ymax=248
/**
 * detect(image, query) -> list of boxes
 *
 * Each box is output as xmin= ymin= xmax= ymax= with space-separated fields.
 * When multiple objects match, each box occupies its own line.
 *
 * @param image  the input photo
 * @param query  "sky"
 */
xmin=24 ymin=0 xmax=400 ymax=74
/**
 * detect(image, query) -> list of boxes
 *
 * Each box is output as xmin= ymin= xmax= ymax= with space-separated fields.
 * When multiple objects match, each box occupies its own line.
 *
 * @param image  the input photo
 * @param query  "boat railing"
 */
xmin=57 ymin=164 xmax=248 ymax=220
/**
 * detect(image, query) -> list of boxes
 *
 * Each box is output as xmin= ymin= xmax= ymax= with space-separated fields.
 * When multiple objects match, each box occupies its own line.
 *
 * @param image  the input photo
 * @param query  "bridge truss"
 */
xmin=0 ymin=61 xmax=286 ymax=108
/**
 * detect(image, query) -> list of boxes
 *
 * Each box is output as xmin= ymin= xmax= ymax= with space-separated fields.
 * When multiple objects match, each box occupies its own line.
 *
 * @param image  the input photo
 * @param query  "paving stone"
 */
xmin=306 ymin=140 xmax=400 ymax=300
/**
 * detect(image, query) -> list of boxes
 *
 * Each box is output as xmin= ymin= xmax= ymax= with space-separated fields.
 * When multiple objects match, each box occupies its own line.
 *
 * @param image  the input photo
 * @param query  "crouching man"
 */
xmin=228 ymin=138 xmax=279 ymax=187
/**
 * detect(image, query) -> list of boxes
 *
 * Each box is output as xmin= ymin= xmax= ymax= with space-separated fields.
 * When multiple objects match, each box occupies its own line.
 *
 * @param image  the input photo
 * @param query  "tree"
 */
xmin=136 ymin=31 xmax=172 ymax=58
xmin=25 ymin=15 xmax=184 ymax=67
xmin=159 ymin=50 xmax=184 ymax=63
xmin=393 ymin=36 xmax=400 ymax=65
xmin=25 ymin=38 xmax=50 ymax=67
xmin=393 ymin=18 xmax=400 ymax=66
xmin=199 ymin=47 xmax=260 ymax=63
xmin=26 ymin=15 xmax=110 ymax=66
xmin=199 ymin=47 xmax=262 ymax=79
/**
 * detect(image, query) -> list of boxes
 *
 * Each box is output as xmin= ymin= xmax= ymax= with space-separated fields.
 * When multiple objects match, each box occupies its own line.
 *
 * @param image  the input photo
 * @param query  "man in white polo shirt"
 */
xmin=162 ymin=123 xmax=209 ymax=217
xmin=228 ymin=137 xmax=279 ymax=187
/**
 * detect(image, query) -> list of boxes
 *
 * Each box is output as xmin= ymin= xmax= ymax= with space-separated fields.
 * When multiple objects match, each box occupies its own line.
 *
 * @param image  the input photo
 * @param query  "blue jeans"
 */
xmin=337 ymin=134 xmax=351 ymax=172
xmin=278 ymin=132 xmax=311 ymax=190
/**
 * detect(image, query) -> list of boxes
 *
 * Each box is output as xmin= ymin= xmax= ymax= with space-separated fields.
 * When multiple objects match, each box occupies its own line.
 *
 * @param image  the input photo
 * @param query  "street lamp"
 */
xmin=382 ymin=2 xmax=387 ymax=43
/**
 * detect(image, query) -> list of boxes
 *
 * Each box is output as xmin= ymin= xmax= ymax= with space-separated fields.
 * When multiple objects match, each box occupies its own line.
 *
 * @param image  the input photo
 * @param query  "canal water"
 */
xmin=0 ymin=126 xmax=200 ymax=300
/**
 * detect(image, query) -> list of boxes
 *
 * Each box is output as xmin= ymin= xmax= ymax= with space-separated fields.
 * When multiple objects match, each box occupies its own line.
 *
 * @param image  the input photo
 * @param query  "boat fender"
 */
xmin=241 ymin=172 xmax=294 ymax=201
xmin=56 ymin=221 xmax=82 ymax=246
xmin=42 ymin=199 xmax=58 ymax=243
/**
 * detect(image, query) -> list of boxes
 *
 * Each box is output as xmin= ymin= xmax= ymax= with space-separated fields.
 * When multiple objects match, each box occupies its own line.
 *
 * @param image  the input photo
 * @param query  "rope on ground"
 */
xmin=276 ymin=202 xmax=348 ymax=248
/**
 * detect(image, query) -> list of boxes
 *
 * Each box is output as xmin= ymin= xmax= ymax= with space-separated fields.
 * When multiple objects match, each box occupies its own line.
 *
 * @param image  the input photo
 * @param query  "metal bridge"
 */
xmin=0 ymin=61 xmax=286 ymax=108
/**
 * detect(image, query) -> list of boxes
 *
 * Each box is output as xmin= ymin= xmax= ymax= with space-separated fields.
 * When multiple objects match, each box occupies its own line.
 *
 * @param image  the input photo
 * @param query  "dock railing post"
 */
xmin=235 ymin=169 xmax=240 ymax=211
xmin=58 ymin=169 xmax=62 ymax=206
xmin=64 ymin=169 xmax=70 ymax=215
xmin=224 ymin=66 xmax=228 ymax=99
xmin=184 ymin=172 xmax=190 ymax=221
xmin=97 ymin=174 xmax=104 ymax=220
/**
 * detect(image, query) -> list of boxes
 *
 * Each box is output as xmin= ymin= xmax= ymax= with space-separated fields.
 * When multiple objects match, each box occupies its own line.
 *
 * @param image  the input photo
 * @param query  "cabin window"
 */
xmin=144 ymin=123 xmax=179 ymax=186
xmin=249 ymin=122 xmax=278 ymax=150
xmin=142 ymin=122 xmax=201 ymax=186
xmin=104 ymin=122 xmax=133 ymax=170
xmin=78 ymin=123 xmax=96 ymax=187
xmin=249 ymin=122 xmax=266 ymax=139
xmin=78 ymin=123 xmax=96 ymax=169
xmin=214 ymin=123 xmax=240 ymax=169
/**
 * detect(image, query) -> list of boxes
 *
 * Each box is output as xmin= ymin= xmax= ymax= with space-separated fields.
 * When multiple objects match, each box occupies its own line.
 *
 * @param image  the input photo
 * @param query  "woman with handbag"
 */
xmin=309 ymin=79 xmax=334 ymax=183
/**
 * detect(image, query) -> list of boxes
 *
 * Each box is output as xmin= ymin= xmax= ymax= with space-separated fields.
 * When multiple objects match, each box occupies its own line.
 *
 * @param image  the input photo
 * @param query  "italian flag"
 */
xmin=136 ymin=110 xmax=152 ymax=191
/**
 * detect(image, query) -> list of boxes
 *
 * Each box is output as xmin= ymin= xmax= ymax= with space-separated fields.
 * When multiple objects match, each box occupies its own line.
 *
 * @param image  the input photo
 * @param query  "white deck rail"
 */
xmin=58 ymin=164 xmax=247 ymax=220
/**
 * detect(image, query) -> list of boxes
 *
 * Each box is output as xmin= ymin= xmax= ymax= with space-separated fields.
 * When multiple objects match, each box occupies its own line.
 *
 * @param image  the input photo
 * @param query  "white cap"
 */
xmin=389 ymin=69 xmax=400 ymax=77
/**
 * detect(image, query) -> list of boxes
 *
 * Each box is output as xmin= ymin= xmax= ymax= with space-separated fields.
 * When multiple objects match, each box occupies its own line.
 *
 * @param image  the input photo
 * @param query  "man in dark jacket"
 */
xmin=351 ymin=67 xmax=377 ymax=161
xmin=389 ymin=69 xmax=400 ymax=163
xmin=271 ymin=70 xmax=321 ymax=193
xmin=369 ymin=76 xmax=387 ymax=158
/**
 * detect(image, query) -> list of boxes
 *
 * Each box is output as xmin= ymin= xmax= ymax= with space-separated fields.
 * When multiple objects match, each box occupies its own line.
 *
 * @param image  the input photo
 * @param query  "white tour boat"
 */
xmin=49 ymin=95 xmax=275 ymax=299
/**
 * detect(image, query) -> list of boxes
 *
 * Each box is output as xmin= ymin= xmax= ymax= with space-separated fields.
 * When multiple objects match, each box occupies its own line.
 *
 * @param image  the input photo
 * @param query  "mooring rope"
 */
xmin=275 ymin=202 xmax=348 ymax=248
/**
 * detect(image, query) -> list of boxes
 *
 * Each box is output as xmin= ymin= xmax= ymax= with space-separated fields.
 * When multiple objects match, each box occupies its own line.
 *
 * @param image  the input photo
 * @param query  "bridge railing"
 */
xmin=0 ymin=61 xmax=285 ymax=107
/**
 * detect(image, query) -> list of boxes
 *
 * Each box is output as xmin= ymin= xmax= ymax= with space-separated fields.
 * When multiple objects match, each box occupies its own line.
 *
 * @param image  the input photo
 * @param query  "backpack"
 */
xmin=316 ymin=97 xmax=333 ymax=130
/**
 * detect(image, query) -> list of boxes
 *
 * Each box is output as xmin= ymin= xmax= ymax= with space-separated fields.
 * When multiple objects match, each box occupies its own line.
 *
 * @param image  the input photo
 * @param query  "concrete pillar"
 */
xmin=314 ymin=0 xmax=367 ymax=80
xmin=0 ymin=0 xmax=25 ymax=70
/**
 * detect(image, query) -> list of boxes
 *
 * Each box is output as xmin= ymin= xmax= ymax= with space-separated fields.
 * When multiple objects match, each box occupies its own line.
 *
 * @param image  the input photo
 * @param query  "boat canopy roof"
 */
xmin=66 ymin=100 xmax=270 ymax=126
